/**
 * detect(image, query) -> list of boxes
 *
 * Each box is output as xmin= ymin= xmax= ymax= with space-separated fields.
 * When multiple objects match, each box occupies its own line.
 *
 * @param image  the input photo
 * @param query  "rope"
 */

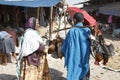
xmin=100 ymin=64 xmax=120 ymax=72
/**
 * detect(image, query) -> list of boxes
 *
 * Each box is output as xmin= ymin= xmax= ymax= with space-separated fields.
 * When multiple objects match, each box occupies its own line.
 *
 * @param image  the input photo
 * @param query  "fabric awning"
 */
xmin=67 ymin=7 xmax=97 ymax=26
xmin=99 ymin=2 xmax=120 ymax=16
xmin=0 ymin=0 xmax=60 ymax=7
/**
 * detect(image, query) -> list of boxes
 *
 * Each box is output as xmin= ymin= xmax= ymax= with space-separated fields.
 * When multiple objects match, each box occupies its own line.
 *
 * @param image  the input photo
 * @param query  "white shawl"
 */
xmin=19 ymin=29 xmax=44 ymax=57
xmin=17 ymin=29 xmax=44 ymax=79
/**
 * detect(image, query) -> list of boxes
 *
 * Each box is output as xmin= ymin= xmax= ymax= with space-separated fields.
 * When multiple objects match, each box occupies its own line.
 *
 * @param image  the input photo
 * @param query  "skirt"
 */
xmin=19 ymin=52 xmax=51 ymax=80
xmin=0 ymin=37 xmax=15 ymax=54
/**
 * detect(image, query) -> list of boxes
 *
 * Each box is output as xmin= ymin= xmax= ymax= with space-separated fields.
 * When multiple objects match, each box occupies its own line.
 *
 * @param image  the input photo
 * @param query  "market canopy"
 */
xmin=0 ymin=0 xmax=60 ymax=7
xmin=67 ymin=7 xmax=97 ymax=26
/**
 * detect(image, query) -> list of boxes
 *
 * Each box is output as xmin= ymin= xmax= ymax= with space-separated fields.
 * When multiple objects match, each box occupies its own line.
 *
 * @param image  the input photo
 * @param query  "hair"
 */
xmin=73 ymin=12 xmax=84 ymax=23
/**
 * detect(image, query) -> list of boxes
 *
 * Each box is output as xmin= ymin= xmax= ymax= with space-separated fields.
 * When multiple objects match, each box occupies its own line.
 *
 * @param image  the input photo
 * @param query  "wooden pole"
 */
xmin=16 ymin=14 xmax=18 ymax=28
xmin=52 ymin=26 xmax=71 ymax=33
xmin=52 ymin=25 xmax=90 ymax=33
xmin=57 ymin=0 xmax=67 ymax=36
xmin=16 ymin=9 xmax=19 ymax=28
xmin=37 ymin=7 xmax=40 ymax=20
xmin=49 ymin=7 xmax=53 ymax=40
xmin=63 ymin=0 xmax=67 ymax=35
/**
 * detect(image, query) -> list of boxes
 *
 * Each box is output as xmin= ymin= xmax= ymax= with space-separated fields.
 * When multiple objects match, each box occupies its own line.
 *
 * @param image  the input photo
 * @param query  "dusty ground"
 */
xmin=0 ymin=28 xmax=120 ymax=80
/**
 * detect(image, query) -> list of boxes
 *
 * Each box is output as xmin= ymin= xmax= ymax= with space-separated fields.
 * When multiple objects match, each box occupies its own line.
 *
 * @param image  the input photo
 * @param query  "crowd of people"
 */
xmin=0 ymin=12 xmax=92 ymax=80
xmin=0 ymin=10 xmax=115 ymax=80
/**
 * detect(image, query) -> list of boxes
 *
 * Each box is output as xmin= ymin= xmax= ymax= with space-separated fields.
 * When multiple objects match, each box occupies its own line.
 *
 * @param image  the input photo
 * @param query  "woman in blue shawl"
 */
xmin=62 ymin=12 xmax=91 ymax=80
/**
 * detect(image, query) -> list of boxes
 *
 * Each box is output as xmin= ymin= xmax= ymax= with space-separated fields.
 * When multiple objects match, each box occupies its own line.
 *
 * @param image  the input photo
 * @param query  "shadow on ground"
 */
xmin=49 ymin=68 xmax=66 ymax=80
xmin=0 ymin=74 xmax=17 ymax=80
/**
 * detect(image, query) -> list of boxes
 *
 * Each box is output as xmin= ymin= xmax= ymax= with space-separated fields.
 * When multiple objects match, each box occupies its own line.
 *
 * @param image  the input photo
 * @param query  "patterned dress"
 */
xmin=20 ymin=52 xmax=51 ymax=80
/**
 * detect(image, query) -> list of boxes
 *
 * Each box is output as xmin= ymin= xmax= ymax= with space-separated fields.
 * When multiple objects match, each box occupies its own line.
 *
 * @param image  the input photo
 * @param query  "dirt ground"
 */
xmin=0 ymin=29 xmax=120 ymax=80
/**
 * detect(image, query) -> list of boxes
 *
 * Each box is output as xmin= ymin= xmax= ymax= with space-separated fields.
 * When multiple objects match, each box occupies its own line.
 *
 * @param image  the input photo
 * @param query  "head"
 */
xmin=18 ymin=27 xmax=25 ymax=36
xmin=25 ymin=17 xmax=40 ymax=30
xmin=73 ymin=12 xmax=84 ymax=24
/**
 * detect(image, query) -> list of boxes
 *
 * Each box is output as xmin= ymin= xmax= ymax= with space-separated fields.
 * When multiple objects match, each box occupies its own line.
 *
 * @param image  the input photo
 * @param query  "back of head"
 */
xmin=73 ymin=12 xmax=84 ymax=23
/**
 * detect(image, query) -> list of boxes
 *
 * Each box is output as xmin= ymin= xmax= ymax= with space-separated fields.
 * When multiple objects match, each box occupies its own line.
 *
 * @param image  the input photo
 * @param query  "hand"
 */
xmin=44 ymin=46 xmax=49 ymax=53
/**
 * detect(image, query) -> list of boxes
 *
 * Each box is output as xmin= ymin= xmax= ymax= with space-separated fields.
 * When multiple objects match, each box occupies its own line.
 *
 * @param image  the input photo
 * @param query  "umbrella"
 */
xmin=66 ymin=7 xmax=97 ymax=26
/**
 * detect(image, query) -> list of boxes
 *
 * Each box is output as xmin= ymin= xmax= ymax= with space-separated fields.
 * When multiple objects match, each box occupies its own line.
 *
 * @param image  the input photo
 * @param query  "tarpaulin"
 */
xmin=67 ymin=7 xmax=97 ymax=26
xmin=0 ymin=0 xmax=60 ymax=7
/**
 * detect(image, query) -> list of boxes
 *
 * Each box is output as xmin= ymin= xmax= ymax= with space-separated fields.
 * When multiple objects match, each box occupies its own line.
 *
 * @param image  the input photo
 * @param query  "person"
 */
xmin=4 ymin=27 xmax=17 ymax=46
xmin=61 ymin=12 xmax=91 ymax=80
xmin=17 ymin=17 xmax=51 ymax=80
xmin=0 ymin=29 xmax=17 ymax=65
xmin=66 ymin=14 xmax=73 ymax=26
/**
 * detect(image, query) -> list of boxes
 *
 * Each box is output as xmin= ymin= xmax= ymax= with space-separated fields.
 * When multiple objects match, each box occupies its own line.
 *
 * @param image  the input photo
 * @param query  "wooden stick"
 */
xmin=63 ymin=0 xmax=67 ymax=35
xmin=37 ymin=7 xmax=40 ymax=19
xmin=49 ymin=7 xmax=53 ymax=40
xmin=52 ymin=27 xmax=72 ymax=33
xmin=52 ymin=25 xmax=91 ymax=33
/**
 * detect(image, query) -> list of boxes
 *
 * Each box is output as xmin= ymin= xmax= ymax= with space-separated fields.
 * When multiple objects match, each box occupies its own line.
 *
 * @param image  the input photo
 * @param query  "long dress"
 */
xmin=19 ymin=52 xmax=51 ymax=80
xmin=17 ymin=29 xmax=51 ymax=80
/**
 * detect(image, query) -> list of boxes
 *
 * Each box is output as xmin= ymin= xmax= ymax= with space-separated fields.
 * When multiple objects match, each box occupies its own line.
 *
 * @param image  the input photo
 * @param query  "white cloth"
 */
xmin=17 ymin=29 xmax=45 ymax=80
xmin=0 ymin=31 xmax=9 ymax=40
xmin=19 ymin=29 xmax=44 ymax=57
